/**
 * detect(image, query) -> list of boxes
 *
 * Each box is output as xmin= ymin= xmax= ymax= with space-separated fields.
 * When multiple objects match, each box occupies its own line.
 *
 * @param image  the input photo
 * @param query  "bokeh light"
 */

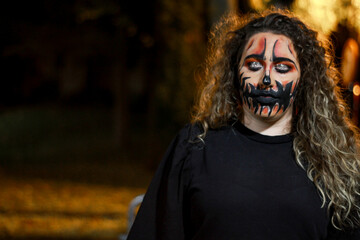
xmin=353 ymin=83 xmax=360 ymax=96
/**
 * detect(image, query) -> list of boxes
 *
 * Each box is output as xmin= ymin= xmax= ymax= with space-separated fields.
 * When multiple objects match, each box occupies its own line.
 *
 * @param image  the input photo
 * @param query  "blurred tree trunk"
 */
xmin=145 ymin=0 xmax=209 ymax=169
xmin=145 ymin=51 xmax=160 ymax=169
xmin=144 ymin=1 xmax=162 ymax=170
xmin=59 ymin=54 xmax=87 ymax=99
xmin=236 ymin=0 xmax=251 ymax=13
xmin=113 ymin=38 xmax=129 ymax=152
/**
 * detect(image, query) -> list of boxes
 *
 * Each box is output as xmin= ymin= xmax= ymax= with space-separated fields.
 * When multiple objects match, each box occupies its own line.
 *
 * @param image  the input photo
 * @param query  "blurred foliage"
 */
xmin=1 ymin=0 xmax=209 ymax=158
xmin=0 ymin=105 xmax=117 ymax=166
xmin=0 ymin=0 xmax=209 ymax=236
xmin=155 ymin=0 xmax=207 ymax=126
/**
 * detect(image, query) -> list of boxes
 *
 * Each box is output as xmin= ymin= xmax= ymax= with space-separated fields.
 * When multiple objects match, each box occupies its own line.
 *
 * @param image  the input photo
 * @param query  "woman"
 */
xmin=127 ymin=9 xmax=360 ymax=240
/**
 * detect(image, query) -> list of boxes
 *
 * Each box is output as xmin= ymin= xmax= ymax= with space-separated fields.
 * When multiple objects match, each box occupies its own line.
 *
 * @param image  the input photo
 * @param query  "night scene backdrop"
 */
xmin=1 ymin=0 xmax=360 ymax=239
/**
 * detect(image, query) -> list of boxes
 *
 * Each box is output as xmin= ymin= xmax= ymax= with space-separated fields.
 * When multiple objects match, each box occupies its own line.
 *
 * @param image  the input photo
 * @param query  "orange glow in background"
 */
xmin=249 ymin=0 xmax=360 ymax=35
xmin=353 ymin=83 xmax=360 ymax=96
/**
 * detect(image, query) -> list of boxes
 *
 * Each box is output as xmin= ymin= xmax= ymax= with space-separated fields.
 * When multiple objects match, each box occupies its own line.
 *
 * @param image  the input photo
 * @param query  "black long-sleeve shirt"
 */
xmin=128 ymin=122 xmax=360 ymax=240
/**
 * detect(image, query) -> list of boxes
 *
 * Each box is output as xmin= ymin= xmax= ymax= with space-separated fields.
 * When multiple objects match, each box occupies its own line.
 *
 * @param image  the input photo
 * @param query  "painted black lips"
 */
xmin=255 ymin=96 xmax=278 ymax=104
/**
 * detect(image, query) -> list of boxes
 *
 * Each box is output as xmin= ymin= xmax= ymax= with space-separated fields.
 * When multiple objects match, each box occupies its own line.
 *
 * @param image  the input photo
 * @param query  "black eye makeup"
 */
xmin=274 ymin=63 xmax=293 ymax=73
xmin=246 ymin=61 xmax=263 ymax=71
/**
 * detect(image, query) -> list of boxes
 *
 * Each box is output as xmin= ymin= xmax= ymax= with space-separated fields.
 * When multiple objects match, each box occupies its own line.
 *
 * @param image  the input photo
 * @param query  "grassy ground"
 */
xmin=0 ymin=105 xmax=154 ymax=239
xmin=0 ymin=104 xmax=119 ymax=166
xmin=0 ymin=170 xmax=147 ymax=239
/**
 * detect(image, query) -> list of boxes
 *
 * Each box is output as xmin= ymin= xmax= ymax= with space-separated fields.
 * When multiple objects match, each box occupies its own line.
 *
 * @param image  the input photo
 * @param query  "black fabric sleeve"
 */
xmin=127 ymin=125 xmax=194 ymax=240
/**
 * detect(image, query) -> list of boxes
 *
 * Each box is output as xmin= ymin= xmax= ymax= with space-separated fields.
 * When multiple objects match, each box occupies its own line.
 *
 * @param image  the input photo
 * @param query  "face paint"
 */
xmin=238 ymin=32 xmax=300 ymax=118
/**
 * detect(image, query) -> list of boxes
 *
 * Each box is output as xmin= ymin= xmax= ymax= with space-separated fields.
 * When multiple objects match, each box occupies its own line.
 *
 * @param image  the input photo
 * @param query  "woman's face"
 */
xmin=238 ymin=32 xmax=300 ymax=119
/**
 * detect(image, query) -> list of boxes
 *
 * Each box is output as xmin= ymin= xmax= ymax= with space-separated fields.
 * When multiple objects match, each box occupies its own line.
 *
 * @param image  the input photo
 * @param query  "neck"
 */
xmin=241 ymin=108 xmax=293 ymax=136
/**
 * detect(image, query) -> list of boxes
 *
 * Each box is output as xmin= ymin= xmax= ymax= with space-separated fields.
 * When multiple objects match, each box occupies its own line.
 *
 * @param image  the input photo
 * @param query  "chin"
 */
xmin=257 ymin=113 xmax=282 ymax=122
xmin=245 ymin=104 xmax=292 ymax=122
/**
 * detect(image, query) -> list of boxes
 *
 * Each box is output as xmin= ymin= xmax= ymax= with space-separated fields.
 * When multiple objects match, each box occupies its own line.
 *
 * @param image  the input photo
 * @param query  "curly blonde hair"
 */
xmin=192 ymin=9 xmax=360 ymax=229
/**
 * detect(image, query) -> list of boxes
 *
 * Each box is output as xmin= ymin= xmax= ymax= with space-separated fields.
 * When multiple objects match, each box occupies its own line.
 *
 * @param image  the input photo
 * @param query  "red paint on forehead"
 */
xmin=248 ymin=37 xmax=266 ymax=55
xmin=273 ymin=39 xmax=292 ymax=58
xmin=246 ymin=39 xmax=254 ymax=50
xmin=288 ymin=43 xmax=295 ymax=56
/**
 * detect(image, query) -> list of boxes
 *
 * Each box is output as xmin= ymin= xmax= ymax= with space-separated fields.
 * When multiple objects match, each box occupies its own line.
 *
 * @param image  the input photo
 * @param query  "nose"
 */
xmin=262 ymin=75 xmax=271 ymax=86
xmin=258 ymin=73 xmax=273 ymax=89
xmin=258 ymin=67 xmax=275 ymax=89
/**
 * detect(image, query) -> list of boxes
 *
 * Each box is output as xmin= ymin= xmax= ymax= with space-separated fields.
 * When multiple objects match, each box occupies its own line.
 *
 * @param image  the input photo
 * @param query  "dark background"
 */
xmin=1 ymin=0 xmax=359 ymax=239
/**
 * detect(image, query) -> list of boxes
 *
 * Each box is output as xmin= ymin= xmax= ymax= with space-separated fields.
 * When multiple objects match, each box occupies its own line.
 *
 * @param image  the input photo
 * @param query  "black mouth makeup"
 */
xmin=247 ymin=82 xmax=284 ymax=99
xmin=254 ymin=96 xmax=278 ymax=104
xmin=239 ymin=72 xmax=298 ymax=116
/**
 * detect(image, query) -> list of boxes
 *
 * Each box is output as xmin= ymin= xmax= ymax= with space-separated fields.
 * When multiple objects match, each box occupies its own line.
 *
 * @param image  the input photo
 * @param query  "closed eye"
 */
xmin=274 ymin=63 xmax=292 ymax=73
xmin=247 ymin=61 xmax=263 ymax=71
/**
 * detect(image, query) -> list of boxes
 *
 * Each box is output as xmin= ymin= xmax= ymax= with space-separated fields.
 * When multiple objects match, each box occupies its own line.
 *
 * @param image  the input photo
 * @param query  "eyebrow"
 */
xmin=244 ymin=54 xmax=264 ymax=61
xmin=272 ymin=57 xmax=298 ymax=67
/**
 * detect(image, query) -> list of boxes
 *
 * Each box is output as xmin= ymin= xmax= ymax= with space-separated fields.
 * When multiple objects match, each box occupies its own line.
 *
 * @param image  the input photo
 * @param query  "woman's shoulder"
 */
xmin=177 ymin=123 xmax=203 ymax=142
xmin=179 ymin=122 xmax=233 ymax=137
xmin=177 ymin=122 xmax=235 ymax=145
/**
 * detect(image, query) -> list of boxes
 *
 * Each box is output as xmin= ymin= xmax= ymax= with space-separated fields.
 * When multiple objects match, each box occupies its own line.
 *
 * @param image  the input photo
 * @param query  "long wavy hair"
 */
xmin=192 ymin=9 xmax=360 ymax=229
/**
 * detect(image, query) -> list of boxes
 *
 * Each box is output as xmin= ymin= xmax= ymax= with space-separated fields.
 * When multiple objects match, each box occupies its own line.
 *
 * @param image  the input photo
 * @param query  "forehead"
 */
xmin=244 ymin=32 xmax=296 ymax=55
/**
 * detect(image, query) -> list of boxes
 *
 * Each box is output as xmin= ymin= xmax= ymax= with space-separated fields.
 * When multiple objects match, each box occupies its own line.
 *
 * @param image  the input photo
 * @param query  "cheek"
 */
xmin=291 ymin=78 xmax=300 ymax=92
xmin=271 ymin=71 xmax=299 ymax=88
xmin=240 ymin=68 xmax=264 ymax=83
